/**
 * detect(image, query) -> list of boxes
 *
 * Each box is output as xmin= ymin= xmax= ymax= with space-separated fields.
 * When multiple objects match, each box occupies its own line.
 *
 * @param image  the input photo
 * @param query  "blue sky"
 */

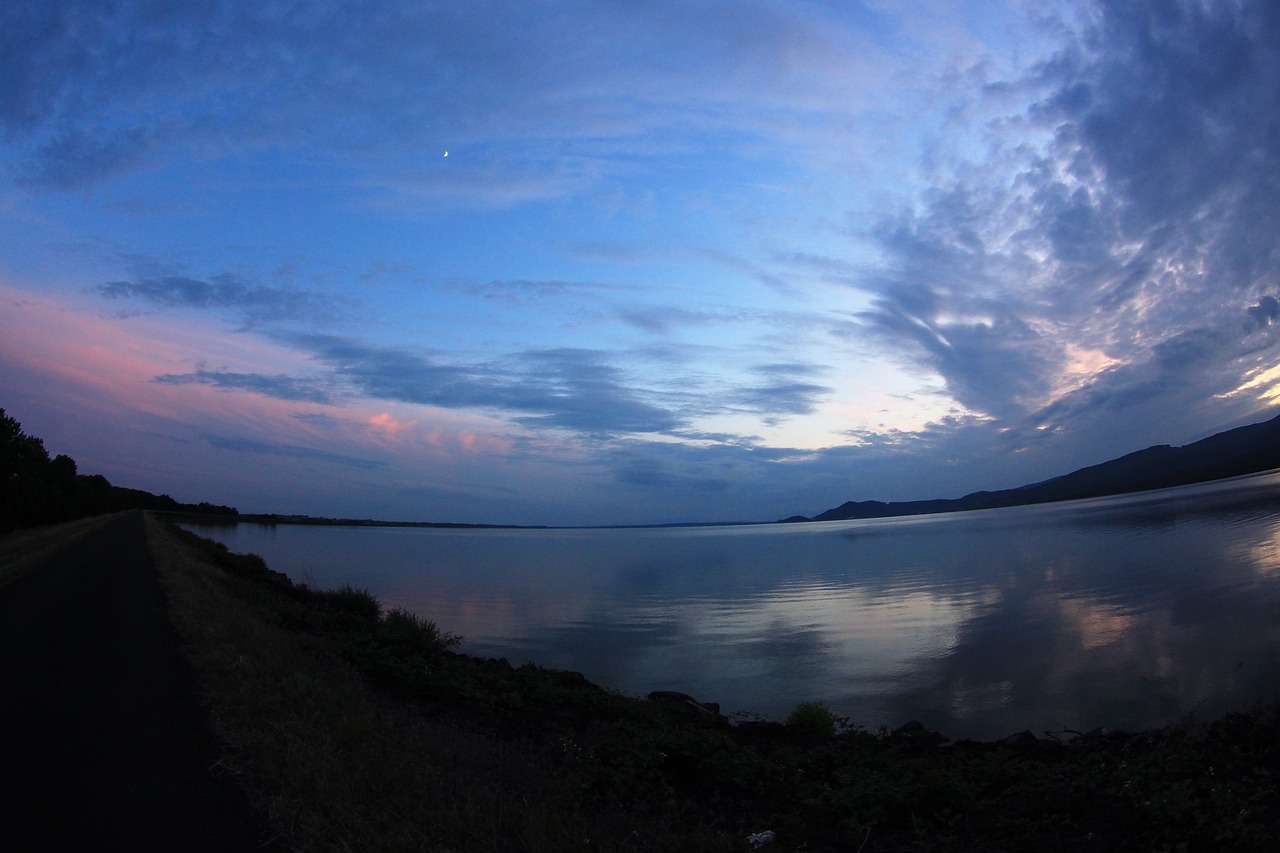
xmin=2 ymin=0 xmax=1278 ymax=525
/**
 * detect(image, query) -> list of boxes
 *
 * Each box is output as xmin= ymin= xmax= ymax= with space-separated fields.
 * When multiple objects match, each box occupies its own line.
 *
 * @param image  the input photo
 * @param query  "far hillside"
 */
xmin=791 ymin=410 xmax=1280 ymax=523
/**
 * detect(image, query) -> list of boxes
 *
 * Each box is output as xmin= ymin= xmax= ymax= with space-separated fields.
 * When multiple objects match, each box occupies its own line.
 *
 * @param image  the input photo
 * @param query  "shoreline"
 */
xmin=146 ymin=515 xmax=1279 ymax=851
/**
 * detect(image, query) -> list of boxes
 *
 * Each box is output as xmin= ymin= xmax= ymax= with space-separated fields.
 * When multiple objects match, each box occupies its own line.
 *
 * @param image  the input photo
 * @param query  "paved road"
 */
xmin=0 ymin=512 xmax=272 ymax=851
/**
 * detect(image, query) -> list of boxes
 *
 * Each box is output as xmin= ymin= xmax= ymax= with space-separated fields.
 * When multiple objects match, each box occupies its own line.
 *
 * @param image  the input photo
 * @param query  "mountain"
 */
xmin=786 ymin=410 xmax=1280 ymax=523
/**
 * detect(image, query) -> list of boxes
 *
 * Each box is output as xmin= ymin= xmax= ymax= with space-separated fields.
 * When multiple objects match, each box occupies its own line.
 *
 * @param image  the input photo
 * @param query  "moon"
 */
xmin=443 ymin=150 xmax=449 ymax=157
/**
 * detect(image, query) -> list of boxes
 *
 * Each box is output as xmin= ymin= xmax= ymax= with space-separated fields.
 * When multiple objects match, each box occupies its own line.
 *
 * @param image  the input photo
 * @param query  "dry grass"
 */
xmin=0 ymin=512 xmax=125 ymax=589
xmin=144 ymin=513 xmax=576 ymax=853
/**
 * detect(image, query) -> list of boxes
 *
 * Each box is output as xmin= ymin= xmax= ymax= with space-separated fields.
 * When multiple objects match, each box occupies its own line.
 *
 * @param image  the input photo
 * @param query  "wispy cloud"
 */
xmin=451 ymin=277 xmax=629 ymax=306
xmin=1 ymin=0 xmax=886 ymax=196
xmin=288 ymin=334 xmax=686 ymax=437
xmin=733 ymin=363 xmax=833 ymax=424
xmin=96 ymin=274 xmax=349 ymax=327
xmin=155 ymin=370 xmax=333 ymax=405
xmin=203 ymin=435 xmax=384 ymax=470
xmin=616 ymin=305 xmax=731 ymax=334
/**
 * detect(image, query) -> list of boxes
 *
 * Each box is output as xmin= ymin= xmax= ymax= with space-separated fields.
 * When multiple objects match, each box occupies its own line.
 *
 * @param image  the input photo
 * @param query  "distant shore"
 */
xmin=791 ymin=413 xmax=1280 ymax=523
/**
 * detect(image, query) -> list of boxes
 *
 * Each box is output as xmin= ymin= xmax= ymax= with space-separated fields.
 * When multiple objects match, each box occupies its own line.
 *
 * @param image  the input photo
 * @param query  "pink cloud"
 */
xmin=367 ymin=412 xmax=412 ymax=433
xmin=0 ymin=282 xmax=574 ymax=520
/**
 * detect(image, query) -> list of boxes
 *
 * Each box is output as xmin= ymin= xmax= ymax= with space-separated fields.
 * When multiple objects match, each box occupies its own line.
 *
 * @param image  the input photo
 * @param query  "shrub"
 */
xmin=319 ymin=584 xmax=382 ymax=621
xmin=786 ymin=701 xmax=836 ymax=738
xmin=381 ymin=607 xmax=461 ymax=653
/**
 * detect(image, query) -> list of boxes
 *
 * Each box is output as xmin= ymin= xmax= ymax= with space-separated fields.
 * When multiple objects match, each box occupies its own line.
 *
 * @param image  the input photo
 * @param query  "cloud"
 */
xmin=18 ymin=124 xmax=157 ymax=189
xmin=556 ymin=239 xmax=656 ymax=265
xmin=733 ymin=362 xmax=833 ymax=423
xmin=616 ymin=305 xmax=729 ymax=334
xmin=844 ymin=0 xmax=1280 ymax=446
xmin=852 ymin=212 xmax=1062 ymax=421
xmin=508 ymin=349 xmax=686 ymax=435
xmin=290 ymin=334 xmax=685 ymax=437
xmin=612 ymin=455 xmax=730 ymax=493
xmin=96 ymin=274 xmax=347 ymax=326
xmin=3 ymin=1 xmax=886 ymax=193
xmin=1245 ymin=295 xmax=1279 ymax=331
xmin=1037 ymin=1 xmax=1279 ymax=240
xmin=451 ymin=277 xmax=627 ymax=306
xmin=203 ymin=435 xmax=384 ymax=471
xmin=284 ymin=331 xmax=841 ymax=439
xmin=154 ymin=370 xmax=333 ymax=404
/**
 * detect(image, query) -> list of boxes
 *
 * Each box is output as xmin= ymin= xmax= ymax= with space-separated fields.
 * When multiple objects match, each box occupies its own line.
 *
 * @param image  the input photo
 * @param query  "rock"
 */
xmin=1000 ymin=730 xmax=1040 ymax=748
xmin=890 ymin=720 xmax=948 ymax=747
xmin=647 ymin=691 xmax=728 ymax=724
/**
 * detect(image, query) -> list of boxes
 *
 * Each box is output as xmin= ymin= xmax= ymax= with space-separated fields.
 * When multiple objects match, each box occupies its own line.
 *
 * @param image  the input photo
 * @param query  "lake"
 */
xmin=182 ymin=471 xmax=1280 ymax=741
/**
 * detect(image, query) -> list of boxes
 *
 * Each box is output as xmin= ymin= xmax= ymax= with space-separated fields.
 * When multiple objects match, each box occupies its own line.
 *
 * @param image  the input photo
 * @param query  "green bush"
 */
xmin=786 ymin=701 xmax=836 ymax=738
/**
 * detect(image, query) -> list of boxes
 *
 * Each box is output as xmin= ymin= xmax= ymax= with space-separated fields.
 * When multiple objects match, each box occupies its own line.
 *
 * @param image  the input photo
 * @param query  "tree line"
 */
xmin=1 ymin=407 xmax=238 ymax=533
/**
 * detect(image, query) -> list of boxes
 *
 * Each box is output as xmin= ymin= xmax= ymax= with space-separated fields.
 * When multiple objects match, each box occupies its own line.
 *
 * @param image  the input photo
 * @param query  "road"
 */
xmin=0 ymin=512 xmax=272 ymax=850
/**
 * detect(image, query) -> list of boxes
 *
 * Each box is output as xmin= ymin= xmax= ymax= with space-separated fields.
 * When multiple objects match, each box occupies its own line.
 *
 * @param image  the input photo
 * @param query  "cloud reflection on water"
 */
xmin=186 ymin=472 xmax=1280 ymax=739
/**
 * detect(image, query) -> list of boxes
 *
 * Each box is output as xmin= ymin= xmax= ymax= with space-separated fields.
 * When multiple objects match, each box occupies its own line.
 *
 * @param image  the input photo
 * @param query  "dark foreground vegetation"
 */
xmin=151 ymin=519 xmax=1279 ymax=852
xmin=0 ymin=407 xmax=236 ymax=533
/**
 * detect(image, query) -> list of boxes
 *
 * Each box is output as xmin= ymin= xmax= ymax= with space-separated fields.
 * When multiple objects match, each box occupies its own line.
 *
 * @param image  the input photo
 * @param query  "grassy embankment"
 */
xmin=145 ymin=514 xmax=1279 ymax=852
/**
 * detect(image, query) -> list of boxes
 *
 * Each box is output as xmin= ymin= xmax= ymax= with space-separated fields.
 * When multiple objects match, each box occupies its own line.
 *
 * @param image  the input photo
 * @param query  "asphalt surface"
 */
xmin=0 ymin=512 xmax=273 ymax=851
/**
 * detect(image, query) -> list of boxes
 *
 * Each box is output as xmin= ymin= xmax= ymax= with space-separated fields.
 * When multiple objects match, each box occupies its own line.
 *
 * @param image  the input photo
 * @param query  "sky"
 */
xmin=1 ymin=0 xmax=1278 ymax=526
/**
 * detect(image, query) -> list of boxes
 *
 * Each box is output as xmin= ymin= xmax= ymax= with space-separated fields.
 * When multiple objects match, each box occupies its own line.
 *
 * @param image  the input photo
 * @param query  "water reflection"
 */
xmin=185 ymin=471 xmax=1280 ymax=740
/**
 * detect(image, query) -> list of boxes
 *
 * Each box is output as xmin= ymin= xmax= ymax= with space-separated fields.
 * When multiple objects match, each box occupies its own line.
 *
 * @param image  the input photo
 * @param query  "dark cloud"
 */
xmin=733 ymin=363 xmax=832 ymax=423
xmin=851 ymin=213 xmax=1061 ymax=421
xmin=292 ymin=411 xmax=338 ymax=426
xmin=452 ymin=277 xmax=626 ymax=306
xmin=154 ymin=370 xmax=333 ymax=404
xmin=613 ymin=456 xmax=730 ymax=493
xmin=203 ymin=435 xmax=383 ymax=470
xmin=1245 ymin=295 xmax=1280 ymax=331
xmin=1 ymin=1 xmax=230 ymax=188
xmin=556 ymin=239 xmax=655 ymax=264
xmin=291 ymin=334 xmax=685 ymax=437
xmin=849 ymin=0 xmax=1280 ymax=445
xmin=1035 ymin=0 xmax=1280 ymax=303
xmin=508 ymin=349 xmax=686 ymax=435
xmin=96 ymin=274 xmax=346 ymax=326
xmin=0 ymin=3 xmax=65 ymax=128
xmin=1039 ymin=1 xmax=1279 ymax=240
xmin=616 ymin=305 xmax=726 ymax=334
xmin=19 ymin=124 xmax=156 ymax=189
xmin=266 ymin=332 xmax=830 ymax=445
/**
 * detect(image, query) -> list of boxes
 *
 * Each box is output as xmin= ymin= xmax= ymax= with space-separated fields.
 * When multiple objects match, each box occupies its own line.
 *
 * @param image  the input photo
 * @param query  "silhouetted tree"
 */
xmin=1 ymin=408 xmax=57 ymax=531
xmin=2 ymin=406 xmax=238 ymax=532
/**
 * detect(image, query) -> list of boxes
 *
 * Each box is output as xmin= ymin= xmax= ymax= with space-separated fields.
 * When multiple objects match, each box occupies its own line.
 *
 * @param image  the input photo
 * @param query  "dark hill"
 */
xmin=795 ymin=410 xmax=1280 ymax=523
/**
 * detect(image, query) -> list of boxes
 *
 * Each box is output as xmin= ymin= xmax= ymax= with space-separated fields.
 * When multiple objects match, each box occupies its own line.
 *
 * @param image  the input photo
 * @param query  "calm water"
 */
xmin=184 ymin=472 xmax=1280 ymax=740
